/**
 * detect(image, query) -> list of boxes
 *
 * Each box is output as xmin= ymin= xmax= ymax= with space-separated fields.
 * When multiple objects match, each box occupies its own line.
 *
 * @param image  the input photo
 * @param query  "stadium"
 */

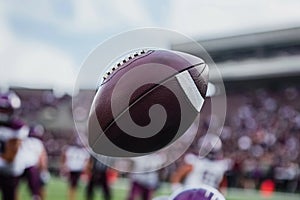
xmin=1 ymin=1 xmax=300 ymax=200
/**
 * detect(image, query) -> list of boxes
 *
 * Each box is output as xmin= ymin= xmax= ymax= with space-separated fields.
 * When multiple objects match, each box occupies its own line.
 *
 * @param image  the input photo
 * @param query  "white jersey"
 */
xmin=0 ymin=149 xmax=28 ymax=176
xmin=65 ymin=146 xmax=90 ymax=172
xmin=130 ymin=154 xmax=164 ymax=189
xmin=20 ymin=137 xmax=44 ymax=168
xmin=0 ymin=120 xmax=29 ymax=176
xmin=0 ymin=137 xmax=44 ymax=176
xmin=183 ymin=154 xmax=231 ymax=188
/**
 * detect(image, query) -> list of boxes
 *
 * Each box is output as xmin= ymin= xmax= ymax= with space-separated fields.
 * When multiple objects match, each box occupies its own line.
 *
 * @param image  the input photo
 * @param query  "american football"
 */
xmin=88 ymin=49 xmax=208 ymax=156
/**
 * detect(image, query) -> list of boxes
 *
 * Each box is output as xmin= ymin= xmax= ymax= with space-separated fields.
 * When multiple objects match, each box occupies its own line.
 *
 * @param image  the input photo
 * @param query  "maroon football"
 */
xmin=88 ymin=49 xmax=208 ymax=157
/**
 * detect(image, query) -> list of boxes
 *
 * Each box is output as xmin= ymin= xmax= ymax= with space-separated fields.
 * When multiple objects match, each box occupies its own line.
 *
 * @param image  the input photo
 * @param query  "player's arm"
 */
xmin=170 ymin=163 xmax=193 ymax=191
xmin=60 ymin=149 xmax=68 ymax=176
xmin=39 ymin=146 xmax=48 ymax=170
xmin=170 ymin=164 xmax=193 ymax=183
xmin=84 ymin=156 xmax=93 ymax=176
xmin=38 ymin=146 xmax=51 ymax=184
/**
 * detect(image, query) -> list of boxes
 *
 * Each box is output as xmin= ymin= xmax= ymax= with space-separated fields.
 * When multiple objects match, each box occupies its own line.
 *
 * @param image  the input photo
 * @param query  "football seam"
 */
xmin=188 ymin=63 xmax=208 ymax=97
xmin=91 ymin=63 xmax=207 ymax=149
xmin=189 ymin=63 xmax=206 ymax=80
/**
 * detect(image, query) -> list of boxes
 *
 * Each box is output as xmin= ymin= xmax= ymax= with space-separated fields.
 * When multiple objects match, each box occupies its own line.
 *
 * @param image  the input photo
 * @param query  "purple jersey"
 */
xmin=171 ymin=185 xmax=225 ymax=200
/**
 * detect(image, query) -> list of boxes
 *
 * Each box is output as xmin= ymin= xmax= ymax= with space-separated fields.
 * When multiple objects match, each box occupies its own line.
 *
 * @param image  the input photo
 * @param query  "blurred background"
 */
xmin=1 ymin=0 xmax=300 ymax=199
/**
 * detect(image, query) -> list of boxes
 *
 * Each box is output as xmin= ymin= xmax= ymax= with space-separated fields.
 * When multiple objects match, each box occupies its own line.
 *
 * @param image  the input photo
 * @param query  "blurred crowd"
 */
xmin=175 ymin=85 xmax=300 ymax=193
xmin=222 ymin=86 xmax=299 ymax=192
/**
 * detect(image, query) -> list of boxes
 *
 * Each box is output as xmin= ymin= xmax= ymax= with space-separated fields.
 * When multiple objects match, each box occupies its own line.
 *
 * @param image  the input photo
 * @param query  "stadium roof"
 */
xmin=172 ymin=26 xmax=300 ymax=81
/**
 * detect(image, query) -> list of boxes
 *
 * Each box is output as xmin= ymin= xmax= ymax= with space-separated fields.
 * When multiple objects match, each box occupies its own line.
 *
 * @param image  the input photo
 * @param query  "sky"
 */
xmin=1 ymin=0 xmax=300 ymax=94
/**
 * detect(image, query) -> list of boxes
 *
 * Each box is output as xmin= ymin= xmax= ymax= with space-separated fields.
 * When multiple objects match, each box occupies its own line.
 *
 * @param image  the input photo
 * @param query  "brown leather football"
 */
xmin=88 ymin=49 xmax=208 ymax=157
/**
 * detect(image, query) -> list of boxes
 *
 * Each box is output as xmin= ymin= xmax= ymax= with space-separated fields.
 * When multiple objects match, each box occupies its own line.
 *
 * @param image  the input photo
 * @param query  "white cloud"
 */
xmin=0 ymin=0 xmax=156 ymax=94
xmin=0 ymin=1 xmax=76 ymax=94
xmin=3 ymin=0 xmax=154 ymax=34
xmin=0 ymin=39 xmax=76 ymax=94
xmin=107 ymin=0 xmax=154 ymax=26
xmin=60 ymin=0 xmax=107 ymax=32
xmin=65 ymin=0 xmax=154 ymax=32
xmin=167 ymin=0 xmax=300 ymax=37
xmin=0 ymin=2 xmax=14 ymax=53
xmin=12 ymin=41 xmax=76 ymax=91
xmin=3 ymin=0 xmax=300 ymax=37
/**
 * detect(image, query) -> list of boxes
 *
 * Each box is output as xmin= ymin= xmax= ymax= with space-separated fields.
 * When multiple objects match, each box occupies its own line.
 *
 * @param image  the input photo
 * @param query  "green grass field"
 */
xmin=5 ymin=177 xmax=299 ymax=200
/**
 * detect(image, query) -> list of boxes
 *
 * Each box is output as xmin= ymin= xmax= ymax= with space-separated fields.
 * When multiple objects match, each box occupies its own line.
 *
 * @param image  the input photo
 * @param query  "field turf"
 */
xmin=3 ymin=177 xmax=299 ymax=200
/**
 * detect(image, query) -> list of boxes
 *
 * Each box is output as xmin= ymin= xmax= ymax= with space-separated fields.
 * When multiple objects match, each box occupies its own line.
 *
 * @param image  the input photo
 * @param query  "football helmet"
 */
xmin=0 ymin=92 xmax=21 ymax=120
xmin=198 ymin=133 xmax=223 ymax=160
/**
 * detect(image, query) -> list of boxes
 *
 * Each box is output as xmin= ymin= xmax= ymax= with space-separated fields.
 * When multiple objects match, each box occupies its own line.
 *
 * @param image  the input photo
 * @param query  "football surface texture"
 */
xmin=88 ymin=49 xmax=208 ymax=157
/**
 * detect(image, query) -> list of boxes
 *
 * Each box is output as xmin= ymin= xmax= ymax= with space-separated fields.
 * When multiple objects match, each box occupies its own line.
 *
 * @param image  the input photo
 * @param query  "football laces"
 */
xmin=102 ymin=49 xmax=150 ymax=81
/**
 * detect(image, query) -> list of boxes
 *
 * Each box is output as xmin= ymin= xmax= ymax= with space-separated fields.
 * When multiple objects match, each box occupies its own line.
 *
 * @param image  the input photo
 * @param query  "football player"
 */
xmin=61 ymin=137 xmax=90 ymax=200
xmin=85 ymin=156 xmax=112 ymax=200
xmin=0 ymin=92 xmax=29 ymax=200
xmin=21 ymin=124 xmax=49 ymax=200
xmin=171 ymin=134 xmax=232 ymax=191
xmin=127 ymin=154 xmax=165 ymax=200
